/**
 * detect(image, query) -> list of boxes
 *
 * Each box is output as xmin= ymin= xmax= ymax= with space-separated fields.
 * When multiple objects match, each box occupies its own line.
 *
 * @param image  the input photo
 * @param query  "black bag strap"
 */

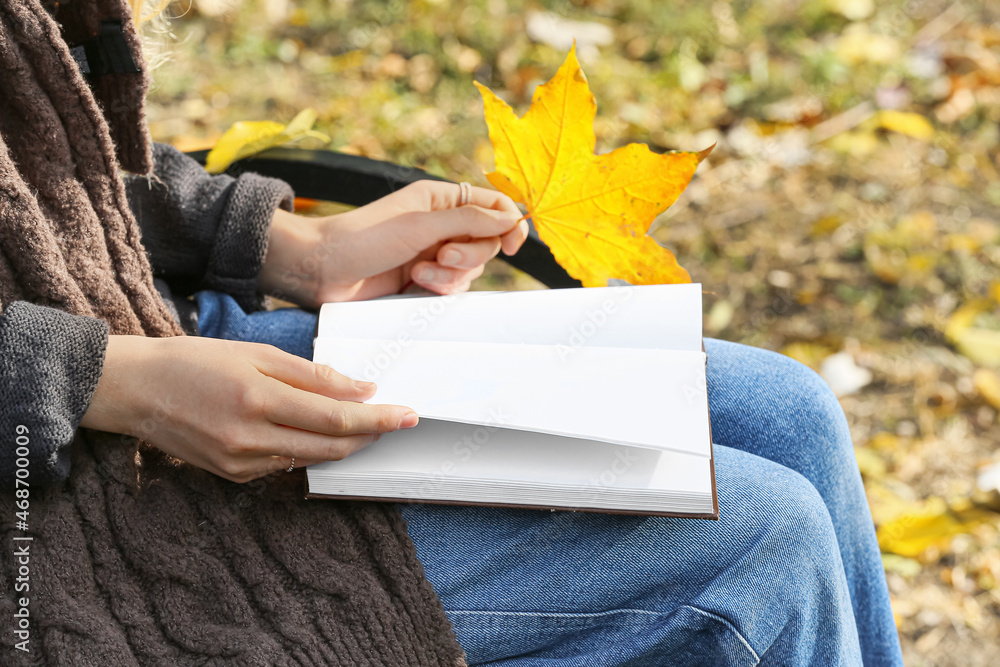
xmin=70 ymin=21 xmax=139 ymax=77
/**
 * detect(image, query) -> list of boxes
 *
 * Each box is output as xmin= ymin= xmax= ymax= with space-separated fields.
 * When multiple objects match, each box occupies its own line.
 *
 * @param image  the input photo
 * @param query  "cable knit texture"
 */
xmin=0 ymin=1 xmax=466 ymax=664
xmin=50 ymin=0 xmax=153 ymax=174
xmin=126 ymin=143 xmax=294 ymax=312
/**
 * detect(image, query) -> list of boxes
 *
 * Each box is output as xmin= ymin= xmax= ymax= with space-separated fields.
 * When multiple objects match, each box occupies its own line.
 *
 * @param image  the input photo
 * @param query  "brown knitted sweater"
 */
xmin=0 ymin=1 xmax=465 ymax=664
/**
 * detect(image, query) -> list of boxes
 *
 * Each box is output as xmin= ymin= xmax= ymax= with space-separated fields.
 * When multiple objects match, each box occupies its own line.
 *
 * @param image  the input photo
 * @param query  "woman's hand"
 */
xmin=258 ymin=180 xmax=529 ymax=307
xmin=80 ymin=335 xmax=417 ymax=483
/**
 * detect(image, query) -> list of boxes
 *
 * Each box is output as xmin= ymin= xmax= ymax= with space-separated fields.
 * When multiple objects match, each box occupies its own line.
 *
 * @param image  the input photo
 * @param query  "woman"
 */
xmin=0 ymin=0 xmax=903 ymax=664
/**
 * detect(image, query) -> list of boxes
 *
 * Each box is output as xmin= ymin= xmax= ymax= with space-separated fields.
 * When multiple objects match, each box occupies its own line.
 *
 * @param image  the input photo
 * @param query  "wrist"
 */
xmin=258 ymin=209 xmax=323 ymax=307
xmin=80 ymin=335 xmax=161 ymax=436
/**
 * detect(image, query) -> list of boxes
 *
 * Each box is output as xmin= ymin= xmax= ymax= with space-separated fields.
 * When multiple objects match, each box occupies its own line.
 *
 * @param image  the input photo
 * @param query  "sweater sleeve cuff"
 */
xmin=0 ymin=302 xmax=109 ymax=489
xmin=203 ymin=173 xmax=294 ymax=313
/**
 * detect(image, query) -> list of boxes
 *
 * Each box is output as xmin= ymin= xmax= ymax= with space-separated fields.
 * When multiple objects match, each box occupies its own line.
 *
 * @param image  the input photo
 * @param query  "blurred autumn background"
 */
xmin=147 ymin=0 xmax=1000 ymax=663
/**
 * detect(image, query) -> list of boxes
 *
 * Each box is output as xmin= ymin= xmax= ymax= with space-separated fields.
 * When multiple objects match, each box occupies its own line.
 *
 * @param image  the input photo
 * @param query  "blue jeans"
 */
xmin=196 ymin=291 xmax=903 ymax=666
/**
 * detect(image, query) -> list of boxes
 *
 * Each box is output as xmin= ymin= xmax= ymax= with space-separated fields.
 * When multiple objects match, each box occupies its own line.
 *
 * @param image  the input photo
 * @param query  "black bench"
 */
xmin=186 ymin=147 xmax=581 ymax=290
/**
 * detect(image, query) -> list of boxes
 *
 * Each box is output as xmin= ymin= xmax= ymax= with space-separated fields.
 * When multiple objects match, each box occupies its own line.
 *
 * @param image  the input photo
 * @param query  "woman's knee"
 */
xmin=705 ymin=339 xmax=853 ymax=471
xmin=708 ymin=339 xmax=845 ymax=423
xmin=706 ymin=448 xmax=860 ymax=661
xmin=716 ymin=447 xmax=840 ymax=561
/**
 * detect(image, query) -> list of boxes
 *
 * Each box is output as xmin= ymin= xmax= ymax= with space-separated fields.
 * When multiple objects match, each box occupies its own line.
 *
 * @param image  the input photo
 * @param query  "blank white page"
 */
xmin=317 ymin=284 xmax=703 ymax=352
xmin=308 ymin=418 xmax=713 ymax=497
xmin=313 ymin=338 xmax=711 ymax=456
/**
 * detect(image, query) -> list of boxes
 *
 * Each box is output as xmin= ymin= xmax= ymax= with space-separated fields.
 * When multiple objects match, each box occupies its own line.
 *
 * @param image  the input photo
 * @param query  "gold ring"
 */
xmin=459 ymin=181 xmax=471 ymax=206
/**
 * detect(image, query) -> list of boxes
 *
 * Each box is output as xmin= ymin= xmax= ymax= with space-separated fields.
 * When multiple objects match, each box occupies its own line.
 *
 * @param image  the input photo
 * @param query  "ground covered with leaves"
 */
xmin=148 ymin=1 xmax=1000 ymax=663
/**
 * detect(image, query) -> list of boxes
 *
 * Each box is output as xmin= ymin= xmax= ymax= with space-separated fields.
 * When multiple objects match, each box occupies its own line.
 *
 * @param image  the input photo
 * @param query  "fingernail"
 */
xmin=441 ymin=249 xmax=462 ymax=267
xmin=400 ymin=411 xmax=419 ymax=429
xmin=417 ymin=267 xmax=436 ymax=283
xmin=354 ymin=379 xmax=376 ymax=392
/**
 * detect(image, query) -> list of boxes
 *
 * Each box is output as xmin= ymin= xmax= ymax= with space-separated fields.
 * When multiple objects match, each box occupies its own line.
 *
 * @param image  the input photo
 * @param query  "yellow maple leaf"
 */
xmin=873 ymin=109 xmax=935 ymax=141
xmin=877 ymin=499 xmax=996 ymax=558
xmin=476 ymin=46 xmax=710 ymax=287
xmin=945 ymin=299 xmax=1000 ymax=367
xmin=205 ymin=109 xmax=330 ymax=174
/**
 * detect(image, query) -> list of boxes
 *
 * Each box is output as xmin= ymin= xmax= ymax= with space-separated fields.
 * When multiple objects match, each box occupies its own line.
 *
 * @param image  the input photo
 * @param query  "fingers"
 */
xmin=458 ymin=185 xmax=526 ymax=254
xmin=220 ymin=432 xmax=375 ymax=483
xmin=214 ymin=391 xmax=417 ymax=482
xmin=411 ymin=261 xmax=485 ymax=294
xmin=263 ymin=380 xmax=418 ymax=436
xmin=231 ymin=455 xmax=329 ymax=484
xmin=501 ymin=218 xmax=530 ymax=256
xmin=413 ymin=205 xmax=521 ymax=245
xmin=467 ymin=185 xmax=521 ymax=216
xmin=396 ymin=181 xmax=528 ymax=260
xmin=440 ymin=185 xmax=528 ymax=257
xmin=262 ymin=430 xmax=384 ymax=462
xmin=251 ymin=344 xmax=376 ymax=402
xmin=410 ymin=180 xmax=520 ymax=215
xmin=267 ymin=455 xmax=326 ymax=476
xmin=437 ymin=237 xmax=502 ymax=269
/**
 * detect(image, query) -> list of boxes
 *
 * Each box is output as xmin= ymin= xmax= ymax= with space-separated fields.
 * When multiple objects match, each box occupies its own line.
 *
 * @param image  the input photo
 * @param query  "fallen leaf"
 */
xmin=973 ymin=368 xmax=1000 ymax=410
xmin=872 ymin=110 xmax=935 ymax=140
xmin=881 ymin=553 xmax=923 ymax=578
xmin=868 ymin=432 xmax=902 ymax=451
xmin=820 ymin=351 xmax=873 ymax=396
xmin=945 ymin=300 xmax=1000 ymax=366
xmin=328 ymin=50 xmax=366 ymax=73
xmin=866 ymin=481 xmax=921 ymax=526
xmin=836 ymin=24 xmax=901 ymax=65
xmin=169 ymin=134 xmax=219 ymax=153
xmin=780 ymin=341 xmax=834 ymax=369
xmin=864 ymin=211 xmax=939 ymax=284
xmin=205 ymin=109 xmax=330 ymax=174
xmin=876 ymin=211 xmax=938 ymax=248
xmin=878 ymin=501 xmax=997 ymax=558
xmin=825 ymin=129 xmax=881 ymax=156
xmin=936 ymin=88 xmax=977 ymax=124
xmin=810 ymin=214 xmax=845 ymax=238
xmin=705 ymin=299 xmax=734 ymax=333
xmin=864 ymin=245 xmax=907 ymax=284
xmin=476 ymin=46 xmax=708 ymax=287
xmin=856 ymin=446 xmax=888 ymax=479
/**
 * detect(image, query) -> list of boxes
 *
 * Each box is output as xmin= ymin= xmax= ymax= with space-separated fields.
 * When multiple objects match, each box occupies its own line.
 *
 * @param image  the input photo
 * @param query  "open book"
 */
xmin=307 ymin=283 xmax=717 ymax=519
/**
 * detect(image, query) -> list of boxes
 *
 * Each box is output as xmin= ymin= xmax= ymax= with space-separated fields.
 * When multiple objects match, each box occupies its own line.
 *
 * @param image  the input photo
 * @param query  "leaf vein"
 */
xmin=535 ymin=170 xmax=669 ymax=217
xmin=535 ymin=70 xmax=571 ymax=209
xmin=542 ymin=217 xmax=650 ymax=254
